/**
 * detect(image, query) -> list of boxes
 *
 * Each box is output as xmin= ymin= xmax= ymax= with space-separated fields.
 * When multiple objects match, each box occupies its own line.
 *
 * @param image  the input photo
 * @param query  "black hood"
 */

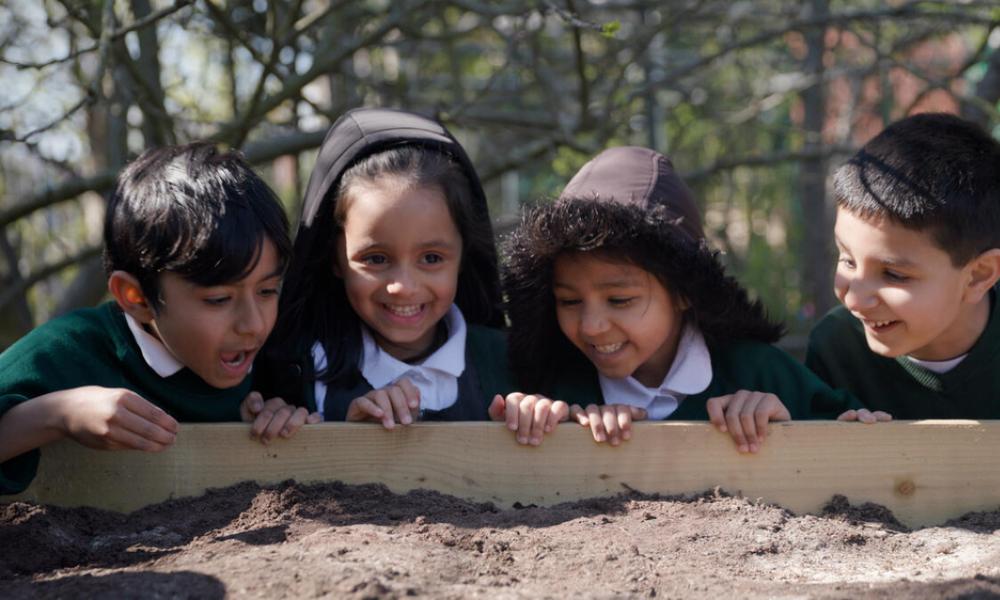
xmin=269 ymin=108 xmax=502 ymax=381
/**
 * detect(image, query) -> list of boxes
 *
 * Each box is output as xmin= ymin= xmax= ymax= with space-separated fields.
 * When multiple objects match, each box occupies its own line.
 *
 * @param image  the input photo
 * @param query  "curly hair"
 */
xmin=503 ymin=197 xmax=784 ymax=391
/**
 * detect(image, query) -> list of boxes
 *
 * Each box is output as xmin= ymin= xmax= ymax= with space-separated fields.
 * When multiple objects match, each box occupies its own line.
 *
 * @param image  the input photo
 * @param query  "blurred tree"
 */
xmin=0 ymin=0 xmax=997 ymax=351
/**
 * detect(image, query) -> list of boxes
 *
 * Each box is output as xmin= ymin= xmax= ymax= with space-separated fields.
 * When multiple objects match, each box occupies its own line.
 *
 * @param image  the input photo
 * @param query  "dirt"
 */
xmin=4 ymin=481 xmax=1000 ymax=599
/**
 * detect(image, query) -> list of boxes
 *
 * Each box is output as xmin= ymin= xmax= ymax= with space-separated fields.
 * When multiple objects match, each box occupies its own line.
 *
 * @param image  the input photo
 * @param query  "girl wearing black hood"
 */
xmin=502 ymin=147 xmax=877 ymax=453
xmin=257 ymin=108 xmax=516 ymax=427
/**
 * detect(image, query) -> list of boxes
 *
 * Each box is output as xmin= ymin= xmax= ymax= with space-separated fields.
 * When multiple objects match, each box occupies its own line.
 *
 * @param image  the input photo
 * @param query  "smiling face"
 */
xmin=553 ymin=252 xmax=686 ymax=387
xmin=335 ymin=179 xmax=462 ymax=361
xmin=144 ymin=238 xmax=282 ymax=388
xmin=833 ymin=206 xmax=990 ymax=360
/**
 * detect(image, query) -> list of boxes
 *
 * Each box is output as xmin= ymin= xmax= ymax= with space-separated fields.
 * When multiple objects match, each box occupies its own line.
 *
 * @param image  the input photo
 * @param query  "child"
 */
xmin=0 ymin=143 xmax=314 ymax=495
xmin=501 ymin=146 xmax=869 ymax=452
xmin=806 ymin=113 xmax=1000 ymax=418
xmin=258 ymin=108 xmax=514 ymax=427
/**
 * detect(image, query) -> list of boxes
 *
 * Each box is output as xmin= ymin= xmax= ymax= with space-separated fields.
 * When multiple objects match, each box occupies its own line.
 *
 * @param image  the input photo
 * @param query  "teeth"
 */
xmin=869 ymin=320 xmax=894 ymax=328
xmin=594 ymin=342 xmax=625 ymax=354
xmin=385 ymin=304 xmax=422 ymax=317
xmin=223 ymin=351 xmax=247 ymax=367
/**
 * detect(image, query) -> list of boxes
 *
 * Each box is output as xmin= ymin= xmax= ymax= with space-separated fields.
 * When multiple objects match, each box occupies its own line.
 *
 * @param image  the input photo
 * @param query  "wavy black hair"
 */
xmin=503 ymin=197 xmax=784 ymax=391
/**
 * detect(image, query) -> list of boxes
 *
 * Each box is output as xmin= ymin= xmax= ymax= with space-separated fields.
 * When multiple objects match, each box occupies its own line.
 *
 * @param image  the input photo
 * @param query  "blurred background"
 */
xmin=1 ymin=0 xmax=998 ymax=353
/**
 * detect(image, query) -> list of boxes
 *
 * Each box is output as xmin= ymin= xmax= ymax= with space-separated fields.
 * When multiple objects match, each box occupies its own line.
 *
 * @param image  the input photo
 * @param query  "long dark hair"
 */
xmin=503 ymin=197 xmax=784 ymax=391
xmin=264 ymin=111 xmax=501 ymax=392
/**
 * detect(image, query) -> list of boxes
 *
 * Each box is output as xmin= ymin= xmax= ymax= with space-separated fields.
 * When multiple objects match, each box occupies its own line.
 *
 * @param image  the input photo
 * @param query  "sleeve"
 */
xmin=0 ymin=394 xmax=41 ymax=495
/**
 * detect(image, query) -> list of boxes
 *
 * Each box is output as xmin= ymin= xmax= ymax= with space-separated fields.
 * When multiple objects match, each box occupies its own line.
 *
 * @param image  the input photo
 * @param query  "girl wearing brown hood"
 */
xmin=257 ymin=108 xmax=515 ymax=426
xmin=502 ymin=147 xmax=877 ymax=453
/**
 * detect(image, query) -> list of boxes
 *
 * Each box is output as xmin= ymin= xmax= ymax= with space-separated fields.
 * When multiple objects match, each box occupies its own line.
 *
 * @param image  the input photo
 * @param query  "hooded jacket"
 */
xmin=256 ymin=108 xmax=510 ymax=417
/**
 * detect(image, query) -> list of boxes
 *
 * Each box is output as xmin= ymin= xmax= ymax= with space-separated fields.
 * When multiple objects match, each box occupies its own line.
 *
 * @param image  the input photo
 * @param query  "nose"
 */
xmin=836 ymin=272 xmax=879 ymax=312
xmin=385 ymin=265 xmax=417 ymax=296
xmin=235 ymin=296 xmax=268 ymax=338
xmin=579 ymin=305 xmax=609 ymax=338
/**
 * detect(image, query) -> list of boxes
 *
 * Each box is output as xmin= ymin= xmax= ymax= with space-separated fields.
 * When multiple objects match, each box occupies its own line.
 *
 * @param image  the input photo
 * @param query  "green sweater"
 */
xmin=547 ymin=339 xmax=858 ymax=419
xmin=0 ymin=302 xmax=250 ymax=495
xmin=805 ymin=294 xmax=1000 ymax=419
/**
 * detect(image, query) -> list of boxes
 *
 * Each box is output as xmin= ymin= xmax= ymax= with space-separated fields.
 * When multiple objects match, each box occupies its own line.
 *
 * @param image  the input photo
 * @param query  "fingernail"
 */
xmin=530 ymin=437 xmax=540 ymax=446
xmin=517 ymin=436 xmax=527 ymax=444
xmin=508 ymin=422 xmax=518 ymax=431
xmin=402 ymin=415 xmax=412 ymax=425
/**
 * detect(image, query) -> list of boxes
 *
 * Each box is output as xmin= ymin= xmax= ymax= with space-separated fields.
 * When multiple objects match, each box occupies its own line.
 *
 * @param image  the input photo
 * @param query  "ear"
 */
xmin=108 ymin=271 xmax=155 ymax=323
xmin=963 ymin=249 xmax=1000 ymax=304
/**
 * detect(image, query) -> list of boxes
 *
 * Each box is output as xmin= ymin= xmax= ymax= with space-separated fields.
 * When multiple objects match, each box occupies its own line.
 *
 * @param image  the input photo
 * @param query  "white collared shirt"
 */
xmin=312 ymin=305 xmax=467 ymax=418
xmin=907 ymin=353 xmax=966 ymax=374
xmin=124 ymin=312 xmax=184 ymax=377
xmin=598 ymin=324 xmax=712 ymax=420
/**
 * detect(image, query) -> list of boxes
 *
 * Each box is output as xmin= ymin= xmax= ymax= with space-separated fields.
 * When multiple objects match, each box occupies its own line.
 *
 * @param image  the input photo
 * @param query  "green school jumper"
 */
xmin=547 ymin=339 xmax=859 ymax=420
xmin=291 ymin=325 xmax=516 ymax=421
xmin=805 ymin=293 xmax=1000 ymax=419
xmin=0 ymin=302 xmax=250 ymax=495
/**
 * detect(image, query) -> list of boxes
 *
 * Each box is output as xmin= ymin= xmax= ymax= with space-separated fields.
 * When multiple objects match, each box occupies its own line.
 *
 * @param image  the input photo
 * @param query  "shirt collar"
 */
xmin=359 ymin=304 xmax=467 ymax=412
xmin=598 ymin=323 xmax=712 ymax=419
xmin=124 ymin=312 xmax=184 ymax=378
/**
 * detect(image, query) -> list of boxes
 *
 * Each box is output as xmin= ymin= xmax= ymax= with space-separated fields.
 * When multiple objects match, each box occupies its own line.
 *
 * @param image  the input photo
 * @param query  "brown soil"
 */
xmin=4 ymin=481 xmax=1000 ymax=599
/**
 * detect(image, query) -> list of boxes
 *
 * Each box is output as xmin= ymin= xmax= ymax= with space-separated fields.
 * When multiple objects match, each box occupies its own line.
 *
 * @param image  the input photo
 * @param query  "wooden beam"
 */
xmin=7 ymin=421 xmax=999 ymax=527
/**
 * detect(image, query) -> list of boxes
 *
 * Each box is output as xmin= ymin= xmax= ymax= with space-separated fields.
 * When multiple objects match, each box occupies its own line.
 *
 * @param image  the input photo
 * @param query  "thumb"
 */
xmin=307 ymin=412 xmax=323 ymax=424
xmin=488 ymin=395 xmax=505 ymax=421
xmin=630 ymin=406 xmax=648 ymax=420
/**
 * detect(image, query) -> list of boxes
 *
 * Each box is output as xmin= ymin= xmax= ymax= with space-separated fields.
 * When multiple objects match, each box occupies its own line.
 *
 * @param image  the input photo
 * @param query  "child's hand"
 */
xmin=570 ymin=404 xmax=647 ymax=446
xmin=706 ymin=390 xmax=790 ymax=454
xmin=837 ymin=408 xmax=892 ymax=423
xmin=240 ymin=391 xmax=321 ymax=444
xmin=346 ymin=378 xmax=420 ymax=429
xmin=57 ymin=386 xmax=179 ymax=452
xmin=488 ymin=393 xmax=569 ymax=446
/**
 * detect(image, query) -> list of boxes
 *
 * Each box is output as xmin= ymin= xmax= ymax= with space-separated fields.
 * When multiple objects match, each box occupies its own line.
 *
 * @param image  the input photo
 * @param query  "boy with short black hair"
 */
xmin=807 ymin=113 xmax=1000 ymax=418
xmin=0 ymin=142 xmax=315 ymax=495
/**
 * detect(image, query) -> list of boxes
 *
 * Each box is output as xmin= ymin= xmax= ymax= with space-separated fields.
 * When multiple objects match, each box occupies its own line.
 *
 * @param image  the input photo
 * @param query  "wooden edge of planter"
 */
xmin=6 ymin=420 xmax=997 ymax=528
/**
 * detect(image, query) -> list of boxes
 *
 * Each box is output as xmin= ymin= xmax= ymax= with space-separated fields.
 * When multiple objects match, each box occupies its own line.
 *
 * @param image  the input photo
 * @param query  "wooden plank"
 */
xmin=6 ymin=420 xmax=999 ymax=527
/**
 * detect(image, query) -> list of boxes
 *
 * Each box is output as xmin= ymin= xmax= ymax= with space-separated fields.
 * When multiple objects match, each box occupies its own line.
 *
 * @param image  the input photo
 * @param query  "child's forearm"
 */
xmin=0 ymin=393 xmax=68 ymax=463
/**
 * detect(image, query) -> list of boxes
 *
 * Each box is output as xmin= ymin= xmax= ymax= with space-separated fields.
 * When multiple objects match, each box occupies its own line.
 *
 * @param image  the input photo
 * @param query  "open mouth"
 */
xmin=221 ymin=349 xmax=253 ymax=369
xmin=592 ymin=342 xmax=625 ymax=354
xmin=863 ymin=319 xmax=899 ymax=332
xmin=383 ymin=303 xmax=424 ymax=318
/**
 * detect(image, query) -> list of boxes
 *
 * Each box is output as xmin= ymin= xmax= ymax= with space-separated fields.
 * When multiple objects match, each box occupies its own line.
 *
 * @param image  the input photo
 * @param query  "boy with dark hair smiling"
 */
xmin=807 ymin=113 xmax=1000 ymax=418
xmin=0 ymin=143 xmax=315 ymax=495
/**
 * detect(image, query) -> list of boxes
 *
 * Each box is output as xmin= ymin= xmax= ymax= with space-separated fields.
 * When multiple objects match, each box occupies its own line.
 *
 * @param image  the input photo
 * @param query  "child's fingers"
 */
xmin=346 ymin=395 xmax=384 ymax=423
xmin=306 ymin=411 xmax=323 ymax=424
xmin=386 ymin=385 xmax=412 ymax=425
xmin=723 ymin=393 xmax=750 ymax=453
xmin=121 ymin=393 xmax=179 ymax=434
xmin=517 ymin=395 xmax=536 ymax=444
xmin=873 ymin=410 xmax=892 ymax=422
xmin=239 ymin=391 xmax=264 ymax=422
xmin=586 ymin=404 xmax=605 ymax=442
xmin=570 ymin=404 xmax=587 ymax=426
xmin=505 ymin=393 xmax=525 ymax=431
xmin=602 ymin=406 xmax=621 ymax=446
xmin=115 ymin=407 xmax=177 ymax=450
xmin=705 ymin=395 xmax=729 ymax=432
xmin=530 ymin=397 xmax=553 ymax=445
xmin=615 ymin=405 xmax=633 ymax=441
xmin=370 ymin=390 xmax=397 ymax=429
xmin=250 ymin=397 xmax=288 ymax=439
xmin=396 ymin=377 xmax=421 ymax=411
xmin=280 ymin=407 xmax=311 ymax=438
xmin=837 ymin=409 xmax=858 ymax=422
xmin=547 ymin=401 xmax=570 ymax=432
xmin=263 ymin=404 xmax=296 ymax=442
xmin=487 ymin=395 xmax=506 ymax=421
xmin=629 ymin=406 xmax=648 ymax=421
xmin=737 ymin=392 xmax=764 ymax=451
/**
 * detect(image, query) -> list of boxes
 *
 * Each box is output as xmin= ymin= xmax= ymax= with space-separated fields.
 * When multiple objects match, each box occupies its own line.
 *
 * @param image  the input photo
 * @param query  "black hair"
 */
xmin=272 ymin=144 xmax=499 ymax=387
xmin=103 ymin=142 xmax=292 ymax=309
xmin=834 ymin=112 xmax=1000 ymax=266
xmin=503 ymin=197 xmax=784 ymax=391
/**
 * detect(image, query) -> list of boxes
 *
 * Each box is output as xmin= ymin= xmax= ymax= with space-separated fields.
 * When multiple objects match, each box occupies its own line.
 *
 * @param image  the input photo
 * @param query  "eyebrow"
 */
xmin=354 ymin=239 xmax=459 ymax=254
xmin=833 ymin=236 xmax=916 ymax=268
xmin=554 ymin=278 xmax=641 ymax=290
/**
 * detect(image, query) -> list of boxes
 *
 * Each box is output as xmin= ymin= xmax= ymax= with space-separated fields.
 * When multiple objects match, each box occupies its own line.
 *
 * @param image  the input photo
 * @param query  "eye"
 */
xmin=260 ymin=286 xmax=280 ymax=298
xmin=609 ymin=296 xmax=635 ymax=307
xmin=837 ymin=256 xmax=856 ymax=269
xmin=203 ymin=296 xmax=231 ymax=306
xmin=884 ymin=270 xmax=910 ymax=283
xmin=421 ymin=252 xmax=444 ymax=265
xmin=555 ymin=297 xmax=581 ymax=307
xmin=361 ymin=254 xmax=388 ymax=266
